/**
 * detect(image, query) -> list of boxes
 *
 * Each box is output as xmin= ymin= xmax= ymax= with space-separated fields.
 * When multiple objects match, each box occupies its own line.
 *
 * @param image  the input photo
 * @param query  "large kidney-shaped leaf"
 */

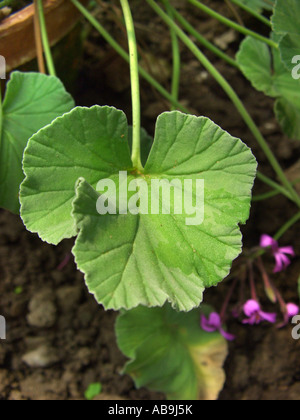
xmin=272 ymin=0 xmax=300 ymax=71
xmin=237 ymin=36 xmax=300 ymax=139
xmin=21 ymin=106 xmax=256 ymax=310
xmin=116 ymin=305 xmax=228 ymax=400
xmin=0 ymin=71 xmax=74 ymax=214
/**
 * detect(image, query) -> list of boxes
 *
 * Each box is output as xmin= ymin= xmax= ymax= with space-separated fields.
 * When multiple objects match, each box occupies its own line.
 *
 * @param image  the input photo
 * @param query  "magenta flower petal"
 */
xmin=259 ymin=311 xmax=277 ymax=324
xmin=200 ymin=313 xmax=235 ymax=341
xmin=242 ymin=316 xmax=257 ymax=325
xmin=260 ymin=234 xmax=295 ymax=273
xmin=260 ymin=234 xmax=277 ymax=249
xmin=220 ymin=328 xmax=236 ymax=341
xmin=208 ymin=312 xmax=222 ymax=328
xmin=201 ymin=314 xmax=218 ymax=333
xmin=243 ymin=299 xmax=260 ymax=317
xmin=243 ymin=299 xmax=277 ymax=325
xmin=278 ymin=246 xmax=295 ymax=257
xmin=287 ymin=303 xmax=299 ymax=318
xmin=273 ymin=252 xmax=291 ymax=273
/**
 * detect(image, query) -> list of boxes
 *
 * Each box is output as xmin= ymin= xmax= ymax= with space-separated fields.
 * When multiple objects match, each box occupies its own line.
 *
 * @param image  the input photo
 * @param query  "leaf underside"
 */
xmin=21 ymin=106 xmax=257 ymax=311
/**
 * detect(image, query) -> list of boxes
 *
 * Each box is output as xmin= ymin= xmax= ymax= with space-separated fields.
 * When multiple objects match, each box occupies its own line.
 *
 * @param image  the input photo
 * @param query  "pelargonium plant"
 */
xmin=1 ymin=0 xmax=299 ymax=400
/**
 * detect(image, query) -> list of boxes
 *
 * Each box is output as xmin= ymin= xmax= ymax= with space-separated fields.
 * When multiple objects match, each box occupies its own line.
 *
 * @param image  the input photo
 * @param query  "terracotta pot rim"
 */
xmin=0 ymin=0 xmax=65 ymax=32
xmin=0 ymin=0 xmax=88 ymax=72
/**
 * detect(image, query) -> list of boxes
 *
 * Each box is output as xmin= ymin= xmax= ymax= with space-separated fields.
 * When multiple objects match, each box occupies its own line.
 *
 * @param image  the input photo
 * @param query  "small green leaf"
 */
xmin=116 ymin=305 xmax=228 ymax=400
xmin=84 ymin=383 xmax=102 ymax=400
xmin=0 ymin=72 xmax=74 ymax=214
xmin=272 ymin=0 xmax=300 ymax=71
xmin=237 ymin=36 xmax=300 ymax=139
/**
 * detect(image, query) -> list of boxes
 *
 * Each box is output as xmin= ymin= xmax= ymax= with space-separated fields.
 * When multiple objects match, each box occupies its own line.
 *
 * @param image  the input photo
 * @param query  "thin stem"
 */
xmin=37 ymin=0 xmax=56 ymax=76
xmin=168 ymin=2 xmax=239 ymax=69
xmin=188 ymin=0 xmax=277 ymax=49
xmin=146 ymin=0 xmax=300 ymax=208
xmin=120 ymin=0 xmax=142 ymax=171
xmin=220 ymin=277 xmax=238 ymax=321
xmin=33 ymin=0 xmax=46 ymax=74
xmin=230 ymin=0 xmax=272 ymax=27
xmin=225 ymin=0 xmax=244 ymax=26
xmin=256 ymin=257 xmax=277 ymax=303
xmin=164 ymin=1 xmax=181 ymax=111
xmin=248 ymin=263 xmax=258 ymax=301
xmin=256 ymin=171 xmax=293 ymax=202
xmin=70 ymin=0 xmax=189 ymax=114
xmin=253 ymin=178 xmax=300 ymax=202
xmin=274 ymin=211 xmax=300 ymax=241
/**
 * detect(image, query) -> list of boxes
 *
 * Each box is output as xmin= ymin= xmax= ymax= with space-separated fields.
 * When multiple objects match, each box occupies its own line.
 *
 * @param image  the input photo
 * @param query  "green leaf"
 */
xmin=84 ymin=383 xmax=102 ymax=400
xmin=272 ymin=0 xmax=300 ymax=71
xmin=237 ymin=36 xmax=300 ymax=139
xmin=0 ymin=71 xmax=74 ymax=214
xmin=116 ymin=305 xmax=228 ymax=400
xmin=21 ymin=108 xmax=256 ymax=311
xmin=237 ymin=0 xmax=274 ymax=13
xmin=20 ymin=106 xmax=132 ymax=245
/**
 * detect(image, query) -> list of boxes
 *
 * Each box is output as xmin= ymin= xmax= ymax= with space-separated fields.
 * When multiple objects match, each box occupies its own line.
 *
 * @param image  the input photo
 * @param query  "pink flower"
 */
xmin=260 ymin=234 xmax=295 ymax=273
xmin=243 ymin=300 xmax=277 ymax=325
xmin=286 ymin=303 xmax=299 ymax=318
xmin=201 ymin=312 xmax=235 ymax=341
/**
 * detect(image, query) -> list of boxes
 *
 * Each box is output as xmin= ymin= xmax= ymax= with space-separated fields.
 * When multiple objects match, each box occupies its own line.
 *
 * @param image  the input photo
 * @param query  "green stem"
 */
xmin=253 ymin=178 xmax=300 ymax=202
xmin=256 ymin=172 xmax=293 ymax=202
xmin=146 ymin=0 xmax=300 ymax=208
xmin=120 ymin=0 xmax=142 ymax=171
xmin=71 ymin=0 xmax=299 ymax=207
xmin=274 ymin=212 xmax=300 ymax=241
xmin=253 ymin=189 xmax=282 ymax=202
xmin=188 ymin=0 xmax=277 ymax=49
xmin=164 ymin=1 xmax=181 ymax=111
xmin=229 ymin=0 xmax=272 ymax=27
xmin=168 ymin=2 xmax=239 ymax=69
xmin=37 ymin=0 xmax=56 ymax=77
xmin=70 ymin=0 xmax=189 ymax=114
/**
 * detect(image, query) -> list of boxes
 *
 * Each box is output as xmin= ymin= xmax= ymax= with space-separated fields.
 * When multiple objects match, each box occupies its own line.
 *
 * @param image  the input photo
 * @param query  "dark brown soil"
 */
xmin=0 ymin=0 xmax=299 ymax=400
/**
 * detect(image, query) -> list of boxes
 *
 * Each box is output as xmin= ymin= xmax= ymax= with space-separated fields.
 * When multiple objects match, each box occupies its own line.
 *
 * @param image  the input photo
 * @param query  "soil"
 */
xmin=0 ymin=0 xmax=300 ymax=401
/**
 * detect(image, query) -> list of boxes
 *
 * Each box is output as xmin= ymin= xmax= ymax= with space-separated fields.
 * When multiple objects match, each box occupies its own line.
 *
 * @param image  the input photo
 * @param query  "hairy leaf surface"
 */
xmin=21 ymin=107 xmax=256 ymax=310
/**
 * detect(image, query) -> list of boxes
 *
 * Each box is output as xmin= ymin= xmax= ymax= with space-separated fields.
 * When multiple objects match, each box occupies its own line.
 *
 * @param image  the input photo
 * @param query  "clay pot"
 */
xmin=0 ymin=0 xmax=88 ymax=72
